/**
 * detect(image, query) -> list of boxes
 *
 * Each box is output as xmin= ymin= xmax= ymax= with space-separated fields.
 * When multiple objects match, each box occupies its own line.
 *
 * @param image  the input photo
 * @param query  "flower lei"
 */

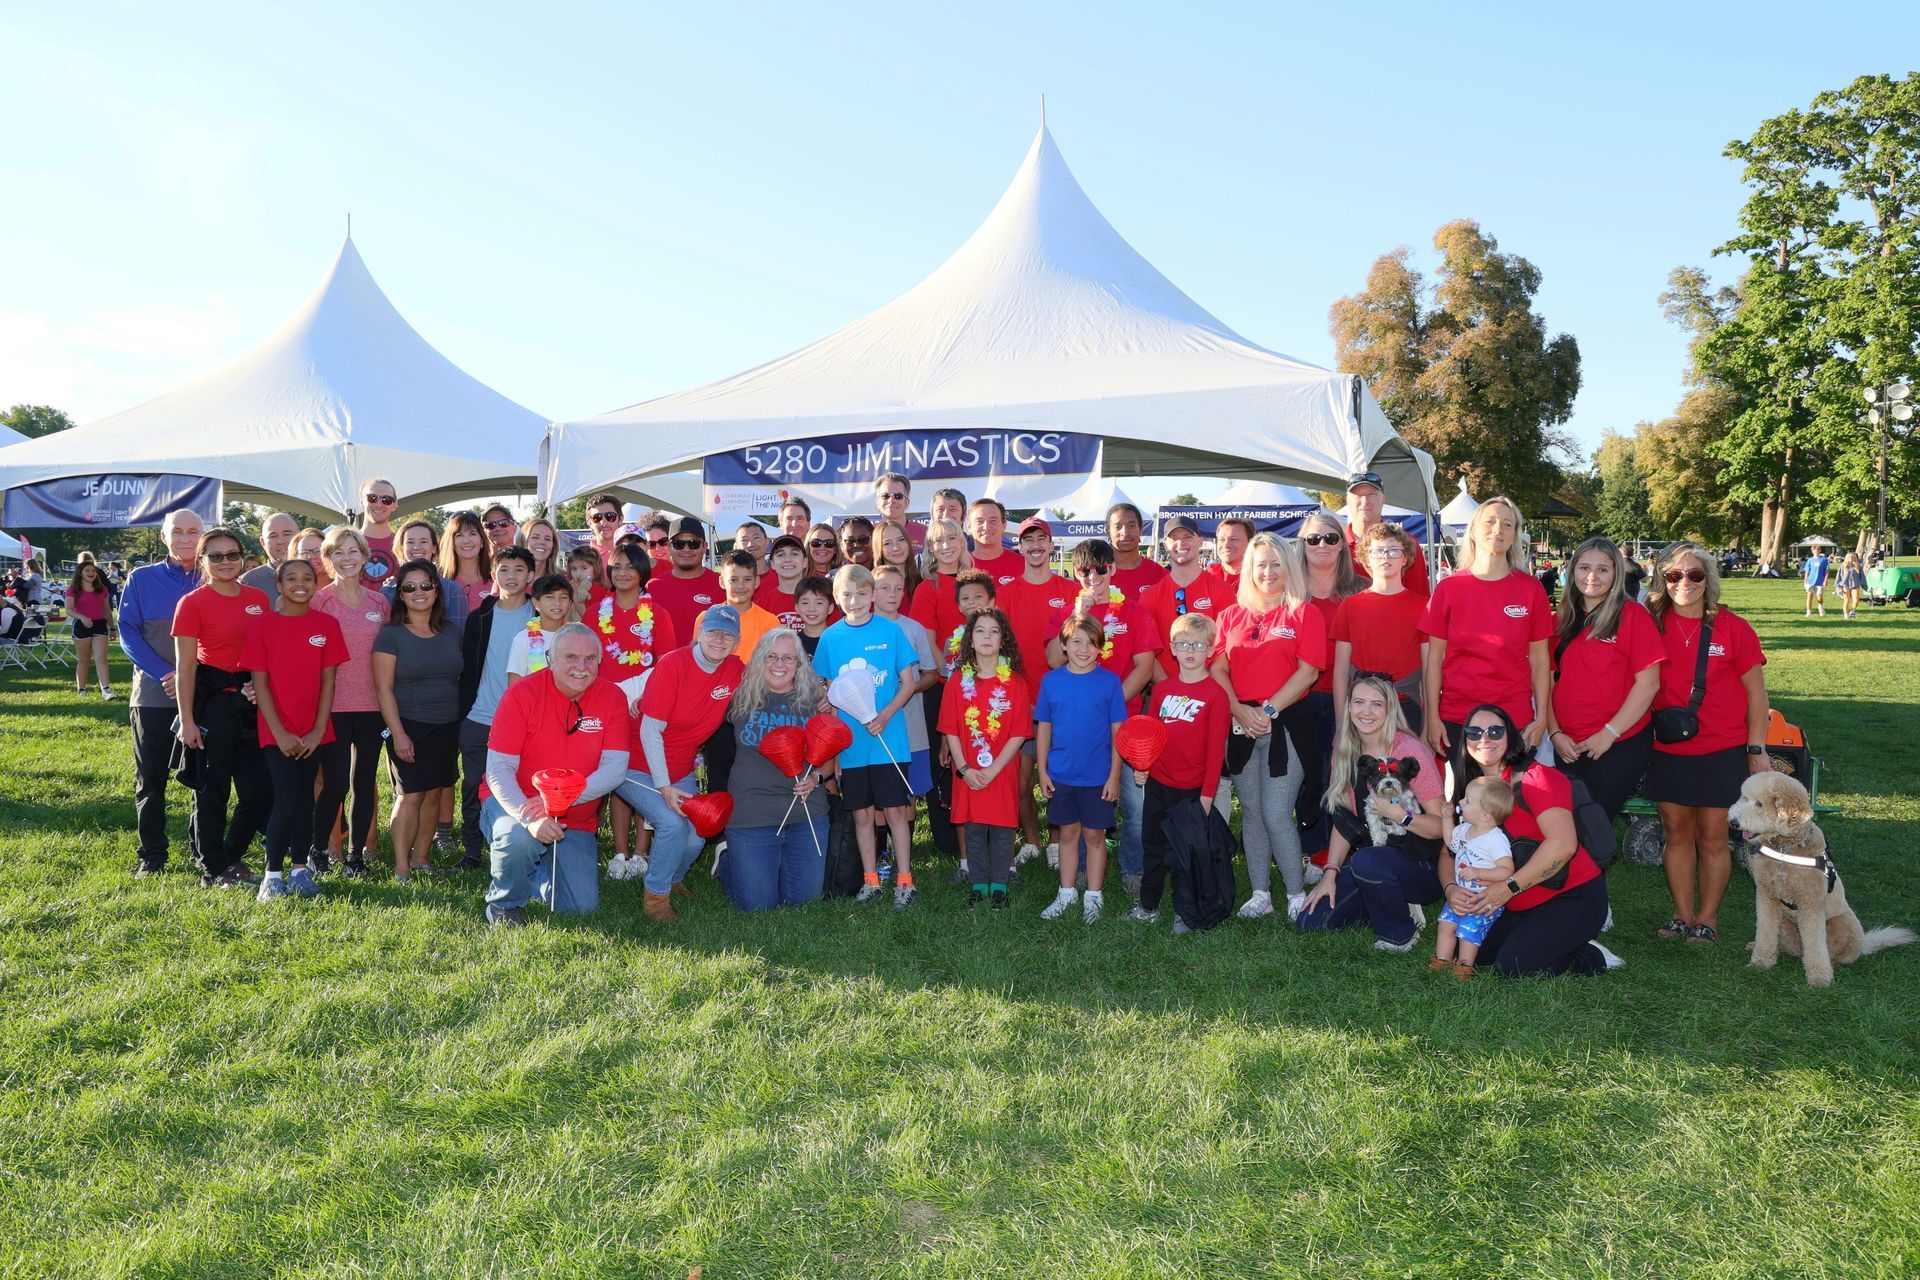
xmin=595 ymin=594 xmax=657 ymax=667
xmin=524 ymin=618 xmax=552 ymax=673
xmin=958 ymin=657 xmax=1014 ymax=769
xmin=942 ymin=623 xmax=966 ymax=677
xmin=1096 ymin=586 xmax=1125 ymax=660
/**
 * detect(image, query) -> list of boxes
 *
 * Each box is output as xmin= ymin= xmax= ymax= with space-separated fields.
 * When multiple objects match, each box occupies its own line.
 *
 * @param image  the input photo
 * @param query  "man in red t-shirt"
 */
xmin=1343 ymin=471 xmax=1430 ymax=597
xmin=1140 ymin=514 xmax=1228 ymax=678
xmin=1073 ymin=537 xmax=1161 ymax=897
xmin=1107 ymin=502 xmax=1167 ymax=601
xmin=645 ymin=515 xmax=723 ymax=646
xmin=480 ymin=623 xmax=633 ymax=925
xmin=357 ymin=476 xmax=401 ymax=590
xmin=965 ymin=498 xmax=1022 ymax=590
xmin=586 ymin=492 xmax=626 ymax=566
xmin=1204 ymin=517 xmax=1253 ymax=600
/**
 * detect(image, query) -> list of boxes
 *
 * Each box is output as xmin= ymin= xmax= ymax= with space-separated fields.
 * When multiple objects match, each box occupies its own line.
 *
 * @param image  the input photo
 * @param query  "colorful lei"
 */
xmin=958 ymin=657 xmax=1014 ymax=769
xmin=942 ymin=623 xmax=966 ymax=677
xmin=524 ymin=618 xmax=552 ymax=673
xmin=595 ymin=594 xmax=657 ymax=667
xmin=1096 ymin=586 xmax=1125 ymax=660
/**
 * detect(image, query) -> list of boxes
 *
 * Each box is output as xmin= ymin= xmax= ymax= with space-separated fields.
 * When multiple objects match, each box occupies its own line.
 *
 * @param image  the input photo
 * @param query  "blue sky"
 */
xmin=2 ymin=2 xmax=1913 ymax=509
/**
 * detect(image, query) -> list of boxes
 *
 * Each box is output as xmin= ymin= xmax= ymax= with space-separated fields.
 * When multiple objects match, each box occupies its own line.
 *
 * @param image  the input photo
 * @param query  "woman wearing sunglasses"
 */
xmin=1444 ymin=703 xmax=1621 ymax=975
xmin=837 ymin=516 xmax=877 ymax=569
xmin=372 ymin=559 xmax=466 ymax=881
xmin=1297 ymin=511 xmax=1365 ymax=868
xmin=1645 ymin=542 xmax=1769 ymax=946
xmin=168 ymin=527 xmax=274 ymax=887
xmin=356 ymin=476 xmax=401 ymax=591
xmin=804 ymin=522 xmax=844 ymax=578
xmin=480 ymin=504 xmax=519 ymax=554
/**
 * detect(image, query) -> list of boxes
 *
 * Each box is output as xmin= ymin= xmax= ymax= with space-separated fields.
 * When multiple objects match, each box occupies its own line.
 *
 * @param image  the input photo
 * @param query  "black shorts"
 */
xmin=387 ymin=719 xmax=459 ymax=793
xmin=838 ymin=762 xmax=913 ymax=810
xmin=1645 ymin=744 xmax=1748 ymax=811
xmin=71 ymin=617 xmax=109 ymax=640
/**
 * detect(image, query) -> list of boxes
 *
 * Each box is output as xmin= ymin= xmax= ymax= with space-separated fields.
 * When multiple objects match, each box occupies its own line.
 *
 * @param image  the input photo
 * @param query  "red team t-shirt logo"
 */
xmin=577 ymin=716 xmax=604 ymax=733
xmin=1503 ymin=604 xmax=1530 ymax=618
xmin=693 ymin=594 xmax=715 ymax=606
xmin=711 ymin=684 xmax=736 ymax=700
xmin=306 ymin=633 xmax=328 ymax=648
xmin=245 ymin=604 xmax=264 ymax=615
xmin=1708 ymin=643 xmax=1727 ymax=658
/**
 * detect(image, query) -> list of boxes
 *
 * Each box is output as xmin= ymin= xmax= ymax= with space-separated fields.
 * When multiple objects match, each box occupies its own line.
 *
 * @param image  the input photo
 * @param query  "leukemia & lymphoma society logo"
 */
xmin=1503 ymin=605 xmax=1530 ymax=618
xmin=711 ymin=684 xmax=736 ymax=700
xmin=307 ymin=634 xmax=329 ymax=648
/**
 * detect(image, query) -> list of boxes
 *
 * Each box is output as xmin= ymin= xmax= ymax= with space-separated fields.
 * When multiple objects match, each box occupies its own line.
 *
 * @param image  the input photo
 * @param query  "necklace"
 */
xmin=1096 ymin=586 xmax=1125 ymax=659
xmin=1673 ymin=613 xmax=1704 ymax=649
xmin=524 ymin=618 xmax=554 ymax=672
xmin=595 ymin=594 xmax=657 ymax=667
xmin=942 ymin=623 xmax=966 ymax=676
xmin=959 ymin=658 xmax=1015 ymax=768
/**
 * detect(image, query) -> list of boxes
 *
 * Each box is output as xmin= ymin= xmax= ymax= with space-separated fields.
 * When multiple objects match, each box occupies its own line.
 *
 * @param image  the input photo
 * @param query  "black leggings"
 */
xmin=1557 ymin=725 xmax=1654 ymax=820
xmin=316 ymin=710 xmax=385 ymax=852
xmin=191 ymin=687 xmax=271 ymax=877
xmin=263 ymin=749 xmax=322 ymax=872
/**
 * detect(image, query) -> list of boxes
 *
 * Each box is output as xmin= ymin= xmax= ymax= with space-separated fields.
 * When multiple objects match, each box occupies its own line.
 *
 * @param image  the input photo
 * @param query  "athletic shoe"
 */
xmin=341 ymin=855 xmax=367 ymax=879
xmin=632 ymin=854 xmax=648 ymax=877
xmin=1126 ymin=905 xmax=1157 ymax=924
xmin=432 ymin=825 xmax=456 ymax=855
xmin=1122 ymin=873 xmax=1142 ymax=898
xmin=1285 ymin=892 xmax=1307 ymax=923
xmin=228 ymin=862 xmax=260 ymax=884
xmin=101 ymin=687 xmax=117 ymax=700
xmin=1046 ymin=842 xmax=1060 ymax=870
xmin=486 ymin=905 xmax=526 ymax=928
xmin=1172 ymin=919 xmax=1191 ymax=936
xmin=948 ymin=864 xmax=970 ymax=887
xmin=1409 ymin=903 xmax=1427 ymax=930
xmin=256 ymin=874 xmax=289 ymax=902
xmin=133 ymin=861 xmax=162 ymax=879
xmin=968 ymin=888 xmax=986 ymax=908
xmin=855 ymin=883 xmax=884 ymax=905
xmin=1081 ymin=890 xmax=1104 ymax=924
xmin=308 ymin=849 xmax=332 ymax=876
xmin=1236 ymin=890 xmax=1274 ymax=920
xmin=1015 ymin=842 xmax=1041 ymax=867
xmin=1040 ymin=888 xmax=1078 ymax=920
xmin=455 ymin=853 xmax=485 ymax=873
xmin=1008 ymin=865 xmax=1022 ymax=887
xmin=990 ymin=889 xmax=1009 ymax=910
xmin=201 ymin=868 xmax=250 ymax=889
xmin=1373 ymin=931 xmax=1419 ymax=953
xmin=607 ymin=854 xmax=630 ymax=881
xmin=1593 ymin=941 xmax=1627 ymax=971
xmin=1602 ymin=907 xmax=1614 ymax=933
xmin=893 ymin=885 xmax=917 ymax=910
xmin=287 ymin=867 xmax=320 ymax=898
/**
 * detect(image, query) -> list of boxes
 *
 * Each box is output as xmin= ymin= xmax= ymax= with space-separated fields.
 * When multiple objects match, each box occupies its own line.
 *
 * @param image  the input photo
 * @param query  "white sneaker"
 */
xmin=1602 ymin=906 xmax=1614 ymax=933
xmin=1593 ymin=941 xmax=1627 ymax=971
xmin=1046 ymin=842 xmax=1060 ymax=870
xmin=1236 ymin=890 xmax=1274 ymax=920
xmin=1040 ymin=887 xmax=1078 ymax=920
xmin=1016 ymin=842 xmax=1041 ymax=867
xmin=633 ymin=854 xmax=648 ymax=877
xmin=1409 ymin=903 xmax=1427 ymax=930
xmin=1373 ymin=930 xmax=1419 ymax=953
xmin=1285 ymin=892 xmax=1306 ymax=923
xmin=1126 ymin=904 xmax=1157 ymax=923
xmin=1082 ymin=890 xmax=1104 ymax=924
xmin=607 ymin=854 xmax=626 ymax=880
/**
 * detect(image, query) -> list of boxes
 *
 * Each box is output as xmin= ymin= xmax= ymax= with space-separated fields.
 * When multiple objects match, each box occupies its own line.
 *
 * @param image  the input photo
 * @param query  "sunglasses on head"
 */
xmin=589 ymin=511 xmax=623 ymax=524
xmin=1664 ymin=568 xmax=1707 ymax=585
xmin=1462 ymin=724 xmax=1507 ymax=742
xmin=1302 ymin=533 xmax=1342 ymax=547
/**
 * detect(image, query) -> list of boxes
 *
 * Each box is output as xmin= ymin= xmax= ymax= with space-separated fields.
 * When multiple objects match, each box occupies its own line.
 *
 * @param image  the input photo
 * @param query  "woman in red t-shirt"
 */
xmin=1546 ymin=537 xmax=1663 ymax=820
xmin=1419 ymin=496 xmax=1552 ymax=760
xmin=1333 ymin=523 xmax=1430 ymax=735
xmin=170 ymin=526 xmax=273 ymax=886
xmin=1210 ymin=532 xmax=1327 ymax=921
xmin=1644 ymin=542 xmax=1770 ymax=946
xmin=1447 ymin=704 xmax=1620 ymax=977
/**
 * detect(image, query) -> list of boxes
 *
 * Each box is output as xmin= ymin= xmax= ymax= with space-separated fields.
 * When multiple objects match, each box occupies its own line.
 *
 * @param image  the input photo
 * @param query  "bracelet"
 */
xmin=1603 ymin=723 xmax=1620 ymax=737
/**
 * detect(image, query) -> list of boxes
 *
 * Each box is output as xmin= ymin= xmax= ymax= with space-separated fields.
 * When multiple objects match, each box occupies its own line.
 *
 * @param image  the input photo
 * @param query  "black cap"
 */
xmin=1161 ymin=513 xmax=1202 ymax=537
xmin=768 ymin=534 xmax=804 ymax=557
xmin=1346 ymin=471 xmax=1384 ymax=493
xmin=668 ymin=515 xmax=706 ymax=541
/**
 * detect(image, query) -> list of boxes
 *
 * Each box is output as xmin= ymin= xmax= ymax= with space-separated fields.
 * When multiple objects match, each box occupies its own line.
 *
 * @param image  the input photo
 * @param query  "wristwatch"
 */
xmin=1745 ymin=745 xmax=1765 ymax=756
xmin=1505 ymin=878 xmax=1521 ymax=897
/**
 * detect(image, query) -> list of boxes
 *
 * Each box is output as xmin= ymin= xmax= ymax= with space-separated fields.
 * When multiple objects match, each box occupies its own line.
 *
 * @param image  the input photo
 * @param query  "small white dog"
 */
xmin=1729 ymin=772 xmax=1914 ymax=988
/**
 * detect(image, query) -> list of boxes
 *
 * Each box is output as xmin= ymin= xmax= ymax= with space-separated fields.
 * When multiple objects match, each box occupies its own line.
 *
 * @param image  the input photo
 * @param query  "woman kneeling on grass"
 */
xmin=719 ymin=628 xmax=830 ymax=911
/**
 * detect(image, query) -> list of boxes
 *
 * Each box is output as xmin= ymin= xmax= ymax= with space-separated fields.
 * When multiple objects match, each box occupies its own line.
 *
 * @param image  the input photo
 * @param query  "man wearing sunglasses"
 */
xmin=872 ymin=471 xmax=927 ymax=551
xmin=357 ymin=476 xmax=401 ymax=591
xmin=646 ymin=515 xmax=721 ymax=647
xmin=480 ymin=504 xmax=519 ymax=554
xmin=1140 ymin=514 xmax=1223 ymax=679
xmin=585 ymin=492 xmax=627 ymax=566
xmin=1343 ymin=472 xmax=1429 ymax=597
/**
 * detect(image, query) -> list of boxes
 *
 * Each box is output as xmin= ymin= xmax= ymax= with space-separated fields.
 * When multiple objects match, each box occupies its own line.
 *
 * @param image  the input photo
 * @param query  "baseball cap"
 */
xmin=697 ymin=603 xmax=741 ymax=638
xmin=768 ymin=534 xmax=804 ymax=557
xmin=1015 ymin=516 xmax=1053 ymax=539
xmin=1346 ymin=471 xmax=1384 ymax=493
xmin=1161 ymin=513 xmax=1201 ymax=537
xmin=668 ymin=515 xmax=706 ymax=541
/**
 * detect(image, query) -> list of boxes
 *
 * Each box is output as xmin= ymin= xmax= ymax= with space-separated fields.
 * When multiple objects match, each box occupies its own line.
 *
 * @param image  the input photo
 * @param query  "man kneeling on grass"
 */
xmin=480 ymin=623 xmax=631 ymax=926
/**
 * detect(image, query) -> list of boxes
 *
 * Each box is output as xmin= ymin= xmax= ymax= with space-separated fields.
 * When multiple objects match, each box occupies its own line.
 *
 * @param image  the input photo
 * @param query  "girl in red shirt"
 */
xmin=938 ymin=607 xmax=1031 ymax=908
xmin=169 ymin=527 xmax=273 ymax=886
xmin=1644 ymin=543 xmax=1770 ymax=946
xmin=1546 ymin=537 xmax=1663 ymax=819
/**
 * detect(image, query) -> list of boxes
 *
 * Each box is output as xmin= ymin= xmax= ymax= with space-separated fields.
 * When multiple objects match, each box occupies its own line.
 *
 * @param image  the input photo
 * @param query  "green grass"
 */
xmin=2 ymin=578 xmax=1917 ymax=1278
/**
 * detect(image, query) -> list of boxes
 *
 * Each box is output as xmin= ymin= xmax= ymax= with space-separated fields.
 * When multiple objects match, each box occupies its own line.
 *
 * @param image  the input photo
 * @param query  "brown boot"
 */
xmin=670 ymin=881 xmax=693 ymax=902
xmin=643 ymin=891 xmax=679 ymax=923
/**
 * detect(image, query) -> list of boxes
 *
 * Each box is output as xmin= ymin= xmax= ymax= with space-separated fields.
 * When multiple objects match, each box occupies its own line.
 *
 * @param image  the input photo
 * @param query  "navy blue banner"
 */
xmin=1156 ymin=503 xmax=1321 ymax=537
xmin=2 ymin=474 xmax=224 ymax=529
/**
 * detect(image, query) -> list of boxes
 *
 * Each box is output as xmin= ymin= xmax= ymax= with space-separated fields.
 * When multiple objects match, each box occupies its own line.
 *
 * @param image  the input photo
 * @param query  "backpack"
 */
xmin=818 ymin=794 xmax=866 ymax=899
xmin=1517 ymin=773 xmax=1618 ymax=871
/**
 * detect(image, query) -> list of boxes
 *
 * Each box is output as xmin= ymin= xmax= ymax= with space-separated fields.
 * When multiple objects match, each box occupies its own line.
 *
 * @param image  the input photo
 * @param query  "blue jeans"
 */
xmin=617 ymin=772 xmax=699 ymax=895
xmin=718 ymin=820 xmax=828 ymax=911
xmin=1294 ymin=844 xmax=1442 ymax=946
xmin=1116 ymin=767 xmax=1145 ymax=877
xmin=482 ymin=797 xmax=600 ymax=915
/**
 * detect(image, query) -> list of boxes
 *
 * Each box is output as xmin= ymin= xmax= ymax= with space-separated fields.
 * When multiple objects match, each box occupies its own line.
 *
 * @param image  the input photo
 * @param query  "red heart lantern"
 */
xmin=803 ymin=713 xmax=854 ymax=768
xmin=1115 ymin=715 xmax=1168 ymax=772
xmin=680 ymin=791 xmax=735 ymax=839
xmin=531 ymin=767 xmax=587 ymax=817
xmin=759 ymin=725 xmax=808 ymax=778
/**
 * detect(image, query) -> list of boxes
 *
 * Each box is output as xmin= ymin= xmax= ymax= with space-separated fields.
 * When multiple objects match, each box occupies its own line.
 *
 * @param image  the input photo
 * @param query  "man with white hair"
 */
xmin=1342 ymin=471 xmax=1429 ymax=596
xmin=119 ymin=508 xmax=208 ymax=878
xmin=480 ymin=622 xmax=632 ymax=925
xmin=240 ymin=513 xmax=300 ymax=607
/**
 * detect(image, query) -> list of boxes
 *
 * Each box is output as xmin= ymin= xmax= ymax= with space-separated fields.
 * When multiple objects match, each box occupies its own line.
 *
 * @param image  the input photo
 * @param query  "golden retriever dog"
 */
xmin=1729 ymin=772 xmax=1915 ymax=988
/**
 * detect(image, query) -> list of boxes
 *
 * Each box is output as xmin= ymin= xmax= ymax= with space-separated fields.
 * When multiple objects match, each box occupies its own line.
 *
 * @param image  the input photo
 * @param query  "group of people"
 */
xmin=1798 ymin=546 xmax=1869 ymax=620
xmin=112 ymin=468 xmax=1774 ymax=976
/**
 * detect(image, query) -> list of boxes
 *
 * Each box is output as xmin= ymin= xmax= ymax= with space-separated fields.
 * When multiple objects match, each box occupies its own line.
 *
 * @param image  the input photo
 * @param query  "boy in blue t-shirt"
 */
xmin=1034 ymin=613 xmax=1127 ymax=922
xmin=1801 ymin=549 xmax=1830 ymax=617
xmin=813 ymin=565 xmax=923 ymax=908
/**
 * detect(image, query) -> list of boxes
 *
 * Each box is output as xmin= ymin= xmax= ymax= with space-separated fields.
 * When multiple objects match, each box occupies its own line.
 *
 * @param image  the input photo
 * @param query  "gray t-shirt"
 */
xmin=371 ymin=623 xmax=464 ymax=726
xmin=470 ymin=601 xmax=533 ymax=725
xmin=892 ymin=613 xmax=937 ymax=755
xmin=730 ymin=686 xmax=829 ymax=829
xmin=239 ymin=563 xmax=282 ymax=608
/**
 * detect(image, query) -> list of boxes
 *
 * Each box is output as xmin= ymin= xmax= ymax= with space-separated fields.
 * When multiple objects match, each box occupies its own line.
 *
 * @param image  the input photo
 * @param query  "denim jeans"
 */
xmin=617 ymin=772 xmax=700 ymax=895
xmin=1116 ymin=766 xmax=1145 ymax=878
xmin=1294 ymin=843 xmax=1442 ymax=946
xmin=483 ymin=796 xmax=600 ymax=915
xmin=718 ymin=820 xmax=828 ymax=911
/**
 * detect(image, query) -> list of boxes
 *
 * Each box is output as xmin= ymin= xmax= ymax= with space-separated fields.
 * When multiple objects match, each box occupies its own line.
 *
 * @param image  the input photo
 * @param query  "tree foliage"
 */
xmin=1330 ymin=220 xmax=1581 ymax=511
xmin=1 ymin=404 xmax=76 ymax=439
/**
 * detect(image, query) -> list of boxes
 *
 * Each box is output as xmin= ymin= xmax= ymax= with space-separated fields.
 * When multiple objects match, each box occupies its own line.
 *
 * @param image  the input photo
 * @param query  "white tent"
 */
xmin=1440 ymin=479 xmax=1479 ymax=536
xmin=0 ymin=424 xmax=27 ymax=449
xmin=0 ymin=239 xmax=548 ymax=519
xmin=543 ymin=124 xmax=1438 ymax=514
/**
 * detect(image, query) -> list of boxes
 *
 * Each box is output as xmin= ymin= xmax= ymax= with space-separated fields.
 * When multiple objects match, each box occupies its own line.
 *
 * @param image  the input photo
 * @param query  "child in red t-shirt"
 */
xmin=1131 ymin=613 xmax=1230 ymax=930
xmin=938 ymin=606 xmax=1032 ymax=908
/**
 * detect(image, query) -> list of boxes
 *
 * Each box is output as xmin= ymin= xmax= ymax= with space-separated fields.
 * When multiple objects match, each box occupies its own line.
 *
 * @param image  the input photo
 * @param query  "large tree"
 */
xmin=1592 ymin=430 xmax=1650 ymax=544
xmin=1 ymin=404 xmax=76 ymax=438
xmin=1330 ymin=220 xmax=1581 ymax=511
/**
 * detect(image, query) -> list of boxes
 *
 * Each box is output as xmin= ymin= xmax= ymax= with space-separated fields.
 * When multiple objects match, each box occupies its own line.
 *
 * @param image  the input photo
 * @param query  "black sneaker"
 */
xmin=133 ymin=861 xmax=163 ymax=879
xmin=454 ymin=853 xmax=485 ymax=872
xmin=968 ymin=888 xmax=986 ymax=907
xmin=308 ymin=849 xmax=332 ymax=876
xmin=990 ymin=889 xmax=1010 ymax=910
xmin=341 ymin=855 xmax=367 ymax=879
xmin=228 ymin=862 xmax=260 ymax=884
xmin=200 ymin=868 xmax=250 ymax=889
xmin=487 ymin=905 xmax=526 ymax=928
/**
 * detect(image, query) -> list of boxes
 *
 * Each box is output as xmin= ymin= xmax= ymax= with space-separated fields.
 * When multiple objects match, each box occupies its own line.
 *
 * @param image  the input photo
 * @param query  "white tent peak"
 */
xmin=0 ymin=424 xmax=26 ymax=448
xmin=0 ymin=237 xmax=547 ymax=518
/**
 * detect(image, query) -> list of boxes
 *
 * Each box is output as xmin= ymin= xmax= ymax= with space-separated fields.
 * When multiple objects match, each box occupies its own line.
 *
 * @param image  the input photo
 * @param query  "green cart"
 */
xmin=1866 ymin=563 xmax=1920 ymax=604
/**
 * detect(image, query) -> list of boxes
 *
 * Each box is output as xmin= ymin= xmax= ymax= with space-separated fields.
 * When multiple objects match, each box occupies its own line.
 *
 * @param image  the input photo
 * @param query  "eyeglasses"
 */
xmin=483 ymin=518 xmax=515 ymax=531
xmin=589 ymin=511 xmax=623 ymax=524
xmin=363 ymin=494 xmax=397 ymax=506
xmin=764 ymin=653 xmax=798 ymax=666
xmin=399 ymin=581 xmax=438 ymax=595
xmin=204 ymin=550 xmax=245 ymax=564
xmin=670 ymin=539 xmax=703 ymax=551
xmin=1302 ymin=533 xmax=1342 ymax=547
xmin=1461 ymin=725 xmax=1508 ymax=742
xmin=1172 ymin=640 xmax=1208 ymax=653
xmin=1664 ymin=568 xmax=1707 ymax=585
xmin=1368 ymin=546 xmax=1405 ymax=560
xmin=809 ymin=539 xmax=837 ymax=549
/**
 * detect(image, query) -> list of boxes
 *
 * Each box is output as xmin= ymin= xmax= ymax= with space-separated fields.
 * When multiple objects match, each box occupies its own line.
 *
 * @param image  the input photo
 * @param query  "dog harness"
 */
xmin=1758 ymin=843 xmax=1838 ymax=900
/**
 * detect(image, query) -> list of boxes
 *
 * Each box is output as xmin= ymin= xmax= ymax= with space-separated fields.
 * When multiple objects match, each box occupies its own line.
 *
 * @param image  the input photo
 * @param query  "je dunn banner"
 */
xmin=2 ymin=474 xmax=224 ymax=529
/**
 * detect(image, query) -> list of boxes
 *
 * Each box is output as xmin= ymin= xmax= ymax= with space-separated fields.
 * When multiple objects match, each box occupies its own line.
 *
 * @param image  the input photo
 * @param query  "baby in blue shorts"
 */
xmin=1433 ymin=776 xmax=1516 ymax=978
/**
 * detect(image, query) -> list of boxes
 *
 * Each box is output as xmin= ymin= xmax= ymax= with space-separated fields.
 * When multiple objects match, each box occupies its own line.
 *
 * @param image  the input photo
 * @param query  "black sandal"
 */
xmin=1686 ymin=922 xmax=1719 ymax=945
xmin=1656 ymin=916 xmax=1689 ymax=940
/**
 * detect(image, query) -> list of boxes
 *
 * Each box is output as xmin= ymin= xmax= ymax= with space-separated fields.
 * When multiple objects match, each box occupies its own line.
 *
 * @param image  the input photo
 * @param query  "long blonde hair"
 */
xmin=1556 ymin=535 xmax=1630 ymax=645
xmin=1323 ymin=675 xmax=1414 ymax=813
xmin=1458 ymin=495 xmax=1529 ymax=574
xmin=1647 ymin=540 xmax=1723 ymax=628
xmin=1237 ymin=531 xmax=1308 ymax=613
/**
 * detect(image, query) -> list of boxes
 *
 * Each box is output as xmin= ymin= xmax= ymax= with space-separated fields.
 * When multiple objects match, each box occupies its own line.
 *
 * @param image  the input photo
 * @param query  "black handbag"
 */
xmin=1651 ymin=617 xmax=1713 ymax=744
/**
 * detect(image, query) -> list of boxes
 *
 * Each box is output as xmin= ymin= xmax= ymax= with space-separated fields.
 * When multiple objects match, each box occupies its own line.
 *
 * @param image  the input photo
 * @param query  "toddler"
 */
xmin=1432 ymin=776 xmax=1515 ymax=979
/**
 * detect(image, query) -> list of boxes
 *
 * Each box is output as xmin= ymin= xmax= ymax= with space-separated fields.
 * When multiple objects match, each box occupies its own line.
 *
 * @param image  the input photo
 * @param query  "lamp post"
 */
xmin=1862 ymin=381 xmax=1913 ymax=559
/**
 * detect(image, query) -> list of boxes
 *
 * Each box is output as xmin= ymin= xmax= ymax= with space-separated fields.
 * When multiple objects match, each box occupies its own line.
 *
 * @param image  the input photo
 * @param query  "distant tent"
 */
xmin=1440 ymin=480 xmax=1480 ymax=537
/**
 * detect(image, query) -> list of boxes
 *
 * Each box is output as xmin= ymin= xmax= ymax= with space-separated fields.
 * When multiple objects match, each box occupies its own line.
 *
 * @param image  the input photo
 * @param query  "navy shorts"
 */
xmin=1048 ymin=782 xmax=1115 ymax=830
xmin=839 ymin=762 xmax=913 ymax=811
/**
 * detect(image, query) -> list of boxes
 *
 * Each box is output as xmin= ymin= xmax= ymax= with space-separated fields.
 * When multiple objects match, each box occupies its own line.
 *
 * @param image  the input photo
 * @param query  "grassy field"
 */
xmin=1 ymin=577 xmax=1916 ymax=1278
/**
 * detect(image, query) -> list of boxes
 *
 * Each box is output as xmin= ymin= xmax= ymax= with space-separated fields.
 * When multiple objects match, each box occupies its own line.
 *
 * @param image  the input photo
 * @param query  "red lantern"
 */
xmin=803 ymin=713 xmax=854 ymax=768
xmin=759 ymin=725 xmax=808 ymax=778
xmin=1115 ymin=715 xmax=1168 ymax=772
xmin=680 ymin=791 xmax=735 ymax=839
xmin=531 ymin=767 xmax=587 ymax=817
